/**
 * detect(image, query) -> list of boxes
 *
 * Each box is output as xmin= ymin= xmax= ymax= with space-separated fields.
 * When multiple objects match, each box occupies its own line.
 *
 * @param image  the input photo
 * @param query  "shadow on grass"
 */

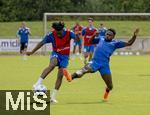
xmin=66 ymin=100 xmax=112 ymax=105
xmin=138 ymin=74 xmax=150 ymax=77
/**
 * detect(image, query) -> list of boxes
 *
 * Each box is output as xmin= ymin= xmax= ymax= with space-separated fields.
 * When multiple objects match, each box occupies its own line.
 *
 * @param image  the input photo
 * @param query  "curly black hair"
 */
xmin=52 ymin=21 xmax=64 ymax=31
xmin=108 ymin=28 xmax=116 ymax=35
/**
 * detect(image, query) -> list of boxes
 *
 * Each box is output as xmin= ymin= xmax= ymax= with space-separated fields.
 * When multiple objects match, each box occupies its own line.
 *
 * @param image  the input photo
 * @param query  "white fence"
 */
xmin=0 ymin=38 xmax=150 ymax=53
xmin=0 ymin=39 xmax=42 ymax=52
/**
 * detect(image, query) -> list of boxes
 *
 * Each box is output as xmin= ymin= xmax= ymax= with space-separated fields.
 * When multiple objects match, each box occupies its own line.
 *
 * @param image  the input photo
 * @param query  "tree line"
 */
xmin=0 ymin=0 xmax=149 ymax=21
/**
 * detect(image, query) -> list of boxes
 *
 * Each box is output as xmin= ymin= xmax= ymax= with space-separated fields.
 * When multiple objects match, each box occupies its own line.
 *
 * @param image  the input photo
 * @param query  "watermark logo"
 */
xmin=0 ymin=90 xmax=50 ymax=115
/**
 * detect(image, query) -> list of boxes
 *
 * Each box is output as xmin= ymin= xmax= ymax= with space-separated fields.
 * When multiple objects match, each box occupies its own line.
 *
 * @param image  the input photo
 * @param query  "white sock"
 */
xmin=76 ymin=52 xmax=79 ymax=55
xmin=51 ymin=89 xmax=58 ymax=100
xmin=35 ymin=77 xmax=43 ymax=86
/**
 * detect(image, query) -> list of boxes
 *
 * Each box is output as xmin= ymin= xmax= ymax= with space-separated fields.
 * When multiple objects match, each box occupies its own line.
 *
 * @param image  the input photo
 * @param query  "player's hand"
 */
xmin=93 ymin=31 xmax=99 ymax=37
xmin=26 ymin=51 xmax=33 ymax=56
xmin=134 ymin=28 xmax=140 ymax=36
xmin=16 ymin=38 xmax=20 ymax=43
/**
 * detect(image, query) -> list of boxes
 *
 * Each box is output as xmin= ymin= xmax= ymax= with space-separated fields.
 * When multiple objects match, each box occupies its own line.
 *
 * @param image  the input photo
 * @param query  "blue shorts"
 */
xmin=88 ymin=60 xmax=111 ymax=76
xmin=50 ymin=52 xmax=69 ymax=68
xmin=83 ymin=45 xmax=95 ymax=53
xmin=73 ymin=40 xmax=82 ymax=46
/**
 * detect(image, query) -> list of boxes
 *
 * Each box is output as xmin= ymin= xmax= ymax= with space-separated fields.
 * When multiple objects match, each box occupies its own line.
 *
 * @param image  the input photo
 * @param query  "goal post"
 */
xmin=43 ymin=13 xmax=150 ymax=36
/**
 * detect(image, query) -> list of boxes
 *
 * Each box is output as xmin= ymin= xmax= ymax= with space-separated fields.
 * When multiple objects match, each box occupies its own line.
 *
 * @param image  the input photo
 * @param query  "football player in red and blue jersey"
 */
xmin=82 ymin=18 xmax=97 ymax=64
xmin=26 ymin=21 xmax=75 ymax=103
xmin=72 ymin=21 xmax=83 ymax=60
xmin=64 ymin=28 xmax=139 ymax=101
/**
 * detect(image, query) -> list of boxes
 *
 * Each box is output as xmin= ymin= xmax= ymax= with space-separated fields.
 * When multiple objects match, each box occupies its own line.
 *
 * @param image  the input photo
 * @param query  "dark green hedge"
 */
xmin=0 ymin=0 xmax=149 ymax=21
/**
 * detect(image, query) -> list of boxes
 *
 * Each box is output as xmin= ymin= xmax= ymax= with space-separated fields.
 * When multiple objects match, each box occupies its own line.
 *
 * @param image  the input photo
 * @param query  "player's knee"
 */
xmin=48 ymin=65 xmax=55 ymax=70
xmin=84 ymin=64 xmax=93 ymax=73
xmin=51 ymin=58 xmax=58 ymax=64
xmin=76 ymin=70 xmax=84 ymax=77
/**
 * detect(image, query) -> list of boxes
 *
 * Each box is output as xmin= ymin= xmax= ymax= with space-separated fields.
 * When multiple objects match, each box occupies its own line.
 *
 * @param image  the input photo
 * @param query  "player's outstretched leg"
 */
xmin=73 ymin=64 xmax=94 ymax=79
xmin=63 ymin=64 xmax=93 ymax=82
xmin=101 ymin=74 xmax=113 ymax=100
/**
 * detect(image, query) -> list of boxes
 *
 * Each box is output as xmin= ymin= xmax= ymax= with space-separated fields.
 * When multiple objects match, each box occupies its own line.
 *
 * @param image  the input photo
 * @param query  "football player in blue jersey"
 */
xmin=17 ymin=22 xmax=31 ymax=60
xmin=64 ymin=28 xmax=139 ymax=100
xmin=98 ymin=23 xmax=107 ymax=37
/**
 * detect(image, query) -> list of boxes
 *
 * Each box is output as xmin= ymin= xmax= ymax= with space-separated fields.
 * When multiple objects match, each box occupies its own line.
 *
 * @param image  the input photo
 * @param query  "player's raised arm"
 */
xmin=26 ymin=41 xmax=44 ymax=56
xmin=125 ymin=28 xmax=140 ymax=46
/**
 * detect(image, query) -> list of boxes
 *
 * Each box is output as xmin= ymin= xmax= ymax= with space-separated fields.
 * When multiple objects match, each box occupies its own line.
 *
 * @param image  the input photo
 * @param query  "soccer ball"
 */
xmin=33 ymin=84 xmax=47 ymax=95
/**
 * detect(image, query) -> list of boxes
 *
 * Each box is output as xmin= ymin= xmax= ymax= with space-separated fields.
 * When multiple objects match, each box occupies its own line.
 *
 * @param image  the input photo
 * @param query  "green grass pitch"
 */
xmin=0 ymin=21 xmax=150 ymax=37
xmin=0 ymin=55 xmax=150 ymax=115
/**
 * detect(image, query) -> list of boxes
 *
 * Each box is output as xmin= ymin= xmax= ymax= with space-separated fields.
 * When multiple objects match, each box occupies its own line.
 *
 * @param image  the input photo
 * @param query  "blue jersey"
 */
xmin=98 ymin=27 xmax=107 ymax=37
xmin=17 ymin=27 xmax=30 ymax=43
xmin=92 ymin=36 xmax=126 ymax=63
xmin=42 ymin=29 xmax=75 ymax=56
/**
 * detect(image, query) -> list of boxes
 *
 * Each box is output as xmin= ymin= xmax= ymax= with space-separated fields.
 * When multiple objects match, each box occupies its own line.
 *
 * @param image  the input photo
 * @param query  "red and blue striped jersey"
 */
xmin=82 ymin=27 xmax=97 ymax=46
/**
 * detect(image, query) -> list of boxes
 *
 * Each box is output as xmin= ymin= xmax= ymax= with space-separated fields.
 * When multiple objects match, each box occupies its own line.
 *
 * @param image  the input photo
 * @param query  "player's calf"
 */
xmin=108 ymin=85 xmax=113 ymax=91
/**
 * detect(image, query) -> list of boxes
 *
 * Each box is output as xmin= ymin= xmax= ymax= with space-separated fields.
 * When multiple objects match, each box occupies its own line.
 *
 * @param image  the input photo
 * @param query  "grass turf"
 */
xmin=0 ymin=21 xmax=150 ymax=37
xmin=0 ymin=55 xmax=150 ymax=115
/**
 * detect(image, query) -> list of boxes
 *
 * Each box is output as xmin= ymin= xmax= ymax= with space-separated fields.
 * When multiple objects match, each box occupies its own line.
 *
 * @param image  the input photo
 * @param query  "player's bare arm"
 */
xmin=26 ymin=41 xmax=44 ymax=56
xmin=125 ymin=28 xmax=140 ymax=46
